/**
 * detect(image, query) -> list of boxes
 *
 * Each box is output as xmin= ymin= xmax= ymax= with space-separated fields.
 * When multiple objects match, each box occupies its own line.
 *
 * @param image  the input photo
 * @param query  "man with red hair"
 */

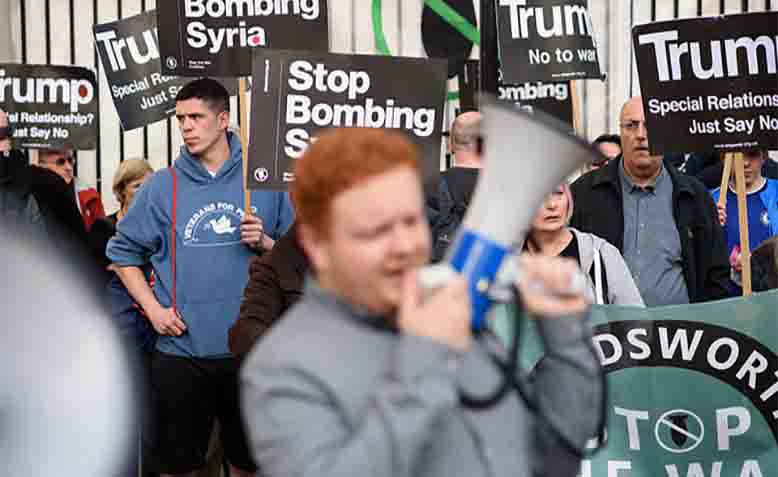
xmin=240 ymin=127 xmax=602 ymax=477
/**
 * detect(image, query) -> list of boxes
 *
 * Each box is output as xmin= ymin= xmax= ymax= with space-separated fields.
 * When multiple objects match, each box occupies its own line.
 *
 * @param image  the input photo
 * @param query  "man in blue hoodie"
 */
xmin=108 ymin=78 xmax=294 ymax=477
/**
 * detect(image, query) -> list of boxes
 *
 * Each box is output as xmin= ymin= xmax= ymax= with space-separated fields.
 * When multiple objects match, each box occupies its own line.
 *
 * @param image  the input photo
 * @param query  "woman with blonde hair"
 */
xmin=89 ymin=158 xmax=154 ymax=268
xmin=524 ymin=182 xmax=644 ymax=306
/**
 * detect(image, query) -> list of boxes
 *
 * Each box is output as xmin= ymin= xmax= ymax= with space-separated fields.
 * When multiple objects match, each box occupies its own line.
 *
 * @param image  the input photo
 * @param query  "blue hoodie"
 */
xmin=107 ymin=132 xmax=294 ymax=358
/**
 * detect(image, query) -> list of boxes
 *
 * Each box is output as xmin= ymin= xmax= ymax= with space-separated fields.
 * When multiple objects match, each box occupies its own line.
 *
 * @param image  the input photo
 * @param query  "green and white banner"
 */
xmin=495 ymin=290 xmax=778 ymax=477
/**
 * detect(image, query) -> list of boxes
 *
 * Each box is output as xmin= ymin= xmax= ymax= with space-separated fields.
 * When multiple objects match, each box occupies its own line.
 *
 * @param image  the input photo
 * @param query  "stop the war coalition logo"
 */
xmin=0 ymin=64 xmax=97 ymax=149
xmin=633 ymin=12 xmax=778 ymax=154
xmin=157 ymin=0 xmax=329 ymax=77
xmin=246 ymin=50 xmax=447 ymax=189
xmin=582 ymin=320 xmax=778 ymax=477
xmin=496 ymin=0 xmax=602 ymax=84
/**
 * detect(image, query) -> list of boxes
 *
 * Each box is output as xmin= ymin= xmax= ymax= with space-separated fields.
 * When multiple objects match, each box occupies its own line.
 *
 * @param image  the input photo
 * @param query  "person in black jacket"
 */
xmin=229 ymin=223 xmax=308 ymax=360
xmin=570 ymin=97 xmax=729 ymax=306
xmin=0 ymin=109 xmax=87 ymax=245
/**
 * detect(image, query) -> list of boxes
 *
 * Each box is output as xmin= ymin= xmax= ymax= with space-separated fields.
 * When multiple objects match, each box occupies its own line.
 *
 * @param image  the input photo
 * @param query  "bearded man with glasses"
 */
xmin=569 ymin=97 xmax=729 ymax=306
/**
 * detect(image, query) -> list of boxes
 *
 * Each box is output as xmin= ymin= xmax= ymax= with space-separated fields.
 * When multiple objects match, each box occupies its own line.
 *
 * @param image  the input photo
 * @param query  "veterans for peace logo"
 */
xmin=183 ymin=201 xmax=246 ymax=247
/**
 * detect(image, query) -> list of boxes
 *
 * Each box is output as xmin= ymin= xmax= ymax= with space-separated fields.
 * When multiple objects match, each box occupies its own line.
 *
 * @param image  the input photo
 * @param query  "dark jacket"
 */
xmin=570 ymin=157 xmax=729 ymax=303
xmin=229 ymin=224 xmax=308 ymax=359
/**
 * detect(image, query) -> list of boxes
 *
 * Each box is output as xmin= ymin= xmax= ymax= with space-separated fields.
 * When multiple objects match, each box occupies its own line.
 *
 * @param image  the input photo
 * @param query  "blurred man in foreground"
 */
xmin=241 ymin=128 xmax=603 ymax=477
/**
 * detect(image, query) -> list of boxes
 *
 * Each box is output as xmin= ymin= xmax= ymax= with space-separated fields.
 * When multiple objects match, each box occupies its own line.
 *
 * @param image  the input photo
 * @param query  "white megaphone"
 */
xmin=422 ymin=96 xmax=599 ymax=331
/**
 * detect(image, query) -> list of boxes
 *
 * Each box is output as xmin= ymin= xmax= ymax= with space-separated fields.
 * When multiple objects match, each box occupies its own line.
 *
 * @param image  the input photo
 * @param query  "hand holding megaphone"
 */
xmin=424 ymin=97 xmax=599 ymax=330
xmin=418 ymin=254 xmax=590 ymax=319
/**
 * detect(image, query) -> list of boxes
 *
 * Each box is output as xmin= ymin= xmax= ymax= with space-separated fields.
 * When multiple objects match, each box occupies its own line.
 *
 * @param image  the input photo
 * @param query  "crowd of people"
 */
xmin=1 ymin=76 xmax=777 ymax=477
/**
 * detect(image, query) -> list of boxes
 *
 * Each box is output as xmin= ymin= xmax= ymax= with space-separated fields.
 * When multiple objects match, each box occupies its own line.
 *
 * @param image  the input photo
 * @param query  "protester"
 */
xmin=427 ymin=111 xmax=482 ymax=261
xmin=240 ymin=127 xmax=603 ymax=477
xmin=0 ymin=112 xmax=43 ymax=231
xmin=587 ymin=134 xmax=621 ymax=172
xmin=570 ymin=96 xmax=729 ymax=306
xmin=711 ymin=148 xmax=778 ymax=295
xmin=525 ymin=183 xmax=643 ymax=306
xmin=89 ymin=158 xmax=154 ymax=270
xmin=108 ymin=78 xmax=294 ymax=477
xmin=692 ymin=150 xmax=778 ymax=189
xmin=0 ymin=109 xmax=87 ymax=244
xmin=229 ymin=223 xmax=308 ymax=359
xmin=37 ymin=147 xmax=106 ymax=231
xmin=751 ymin=236 xmax=778 ymax=292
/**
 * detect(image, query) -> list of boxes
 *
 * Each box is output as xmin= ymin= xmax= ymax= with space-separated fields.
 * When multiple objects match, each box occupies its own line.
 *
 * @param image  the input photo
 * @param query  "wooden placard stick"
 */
xmin=733 ymin=152 xmax=752 ymax=296
xmin=570 ymin=80 xmax=582 ymax=136
xmin=239 ymin=78 xmax=251 ymax=213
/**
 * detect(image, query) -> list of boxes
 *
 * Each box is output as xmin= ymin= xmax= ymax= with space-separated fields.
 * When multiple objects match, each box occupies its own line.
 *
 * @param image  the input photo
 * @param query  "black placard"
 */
xmin=633 ymin=13 xmax=778 ymax=155
xmin=496 ymin=0 xmax=602 ymax=83
xmin=157 ymin=0 xmax=329 ymax=77
xmin=247 ymin=50 xmax=447 ymax=189
xmin=0 ymin=64 xmax=98 ymax=150
xmin=94 ymin=11 xmax=191 ymax=131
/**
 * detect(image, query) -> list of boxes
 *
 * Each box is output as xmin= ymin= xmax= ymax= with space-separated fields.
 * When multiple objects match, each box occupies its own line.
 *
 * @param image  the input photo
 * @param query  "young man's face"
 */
xmin=303 ymin=166 xmax=431 ymax=315
xmin=741 ymin=150 xmax=767 ymax=188
xmin=175 ymin=98 xmax=229 ymax=156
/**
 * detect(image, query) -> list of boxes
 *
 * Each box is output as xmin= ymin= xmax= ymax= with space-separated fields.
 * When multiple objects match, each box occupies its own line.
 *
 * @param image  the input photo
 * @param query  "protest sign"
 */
xmin=496 ymin=0 xmax=602 ymax=84
xmin=457 ymin=60 xmax=573 ymax=128
xmin=157 ymin=0 xmax=329 ymax=77
xmin=0 ymin=64 xmax=98 ymax=150
xmin=94 ymin=11 xmax=191 ymax=131
xmin=633 ymin=12 xmax=778 ymax=155
xmin=246 ymin=49 xmax=447 ymax=189
xmin=95 ymin=11 xmax=245 ymax=130
xmin=494 ymin=291 xmax=778 ymax=477
xmin=498 ymin=80 xmax=573 ymax=128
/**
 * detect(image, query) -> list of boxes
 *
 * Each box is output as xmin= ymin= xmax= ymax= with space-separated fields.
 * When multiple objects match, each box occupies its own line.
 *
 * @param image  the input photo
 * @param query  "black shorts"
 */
xmin=148 ymin=351 xmax=256 ymax=474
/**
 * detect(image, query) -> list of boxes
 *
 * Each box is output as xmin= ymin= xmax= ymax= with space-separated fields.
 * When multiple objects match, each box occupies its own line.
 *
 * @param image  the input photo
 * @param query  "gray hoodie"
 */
xmin=570 ymin=228 xmax=645 ymax=307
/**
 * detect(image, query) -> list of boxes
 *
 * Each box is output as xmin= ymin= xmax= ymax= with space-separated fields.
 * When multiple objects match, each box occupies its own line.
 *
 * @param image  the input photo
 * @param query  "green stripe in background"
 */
xmin=371 ymin=0 xmax=479 ymax=102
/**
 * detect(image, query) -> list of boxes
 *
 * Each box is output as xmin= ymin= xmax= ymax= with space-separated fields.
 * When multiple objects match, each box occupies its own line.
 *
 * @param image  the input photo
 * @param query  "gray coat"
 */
xmin=570 ymin=228 xmax=645 ymax=307
xmin=241 ymin=282 xmax=603 ymax=477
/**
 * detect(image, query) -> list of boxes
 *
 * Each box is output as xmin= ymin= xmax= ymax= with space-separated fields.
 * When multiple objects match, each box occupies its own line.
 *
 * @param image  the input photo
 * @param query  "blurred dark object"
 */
xmin=421 ymin=0 xmax=477 ymax=78
xmin=230 ymin=224 xmax=308 ymax=360
xmin=459 ymin=60 xmax=481 ymax=112
xmin=0 ymin=149 xmax=45 ymax=232
xmin=752 ymin=237 xmax=778 ymax=292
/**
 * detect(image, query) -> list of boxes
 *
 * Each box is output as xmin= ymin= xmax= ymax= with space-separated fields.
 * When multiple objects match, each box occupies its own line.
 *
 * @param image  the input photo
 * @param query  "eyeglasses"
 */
xmin=54 ymin=156 xmax=76 ymax=167
xmin=620 ymin=120 xmax=648 ymax=132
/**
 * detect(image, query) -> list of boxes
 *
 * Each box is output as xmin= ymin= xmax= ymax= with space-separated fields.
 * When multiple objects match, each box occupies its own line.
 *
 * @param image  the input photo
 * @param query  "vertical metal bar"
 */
xmin=697 ymin=0 xmax=703 ymax=16
xmin=629 ymin=0 xmax=634 ymax=96
xmin=44 ymin=0 xmax=51 ymax=64
xmin=70 ymin=0 xmax=78 ymax=171
xmin=20 ymin=0 xmax=28 ymax=63
xmin=167 ymin=119 xmax=173 ymax=167
xmin=93 ymin=0 xmax=102 ymax=193
xmin=651 ymin=0 xmax=656 ymax=20
xmin=479 ymin=0 xmax=498 ymax=94
xmin=69 ymin=0 xmax=75 ymax=64
xmin=142 ymin=0 xmax=149 ymax=161
xmin=118 ymin=0 xmax=125 ymax=162
xmin=720 ymin=0 xmax=725 ymax=13
xmin=674 ymin=0 xmax=679 ymax=17
xmin=742 ymin=0 xmax=749 ymax=11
